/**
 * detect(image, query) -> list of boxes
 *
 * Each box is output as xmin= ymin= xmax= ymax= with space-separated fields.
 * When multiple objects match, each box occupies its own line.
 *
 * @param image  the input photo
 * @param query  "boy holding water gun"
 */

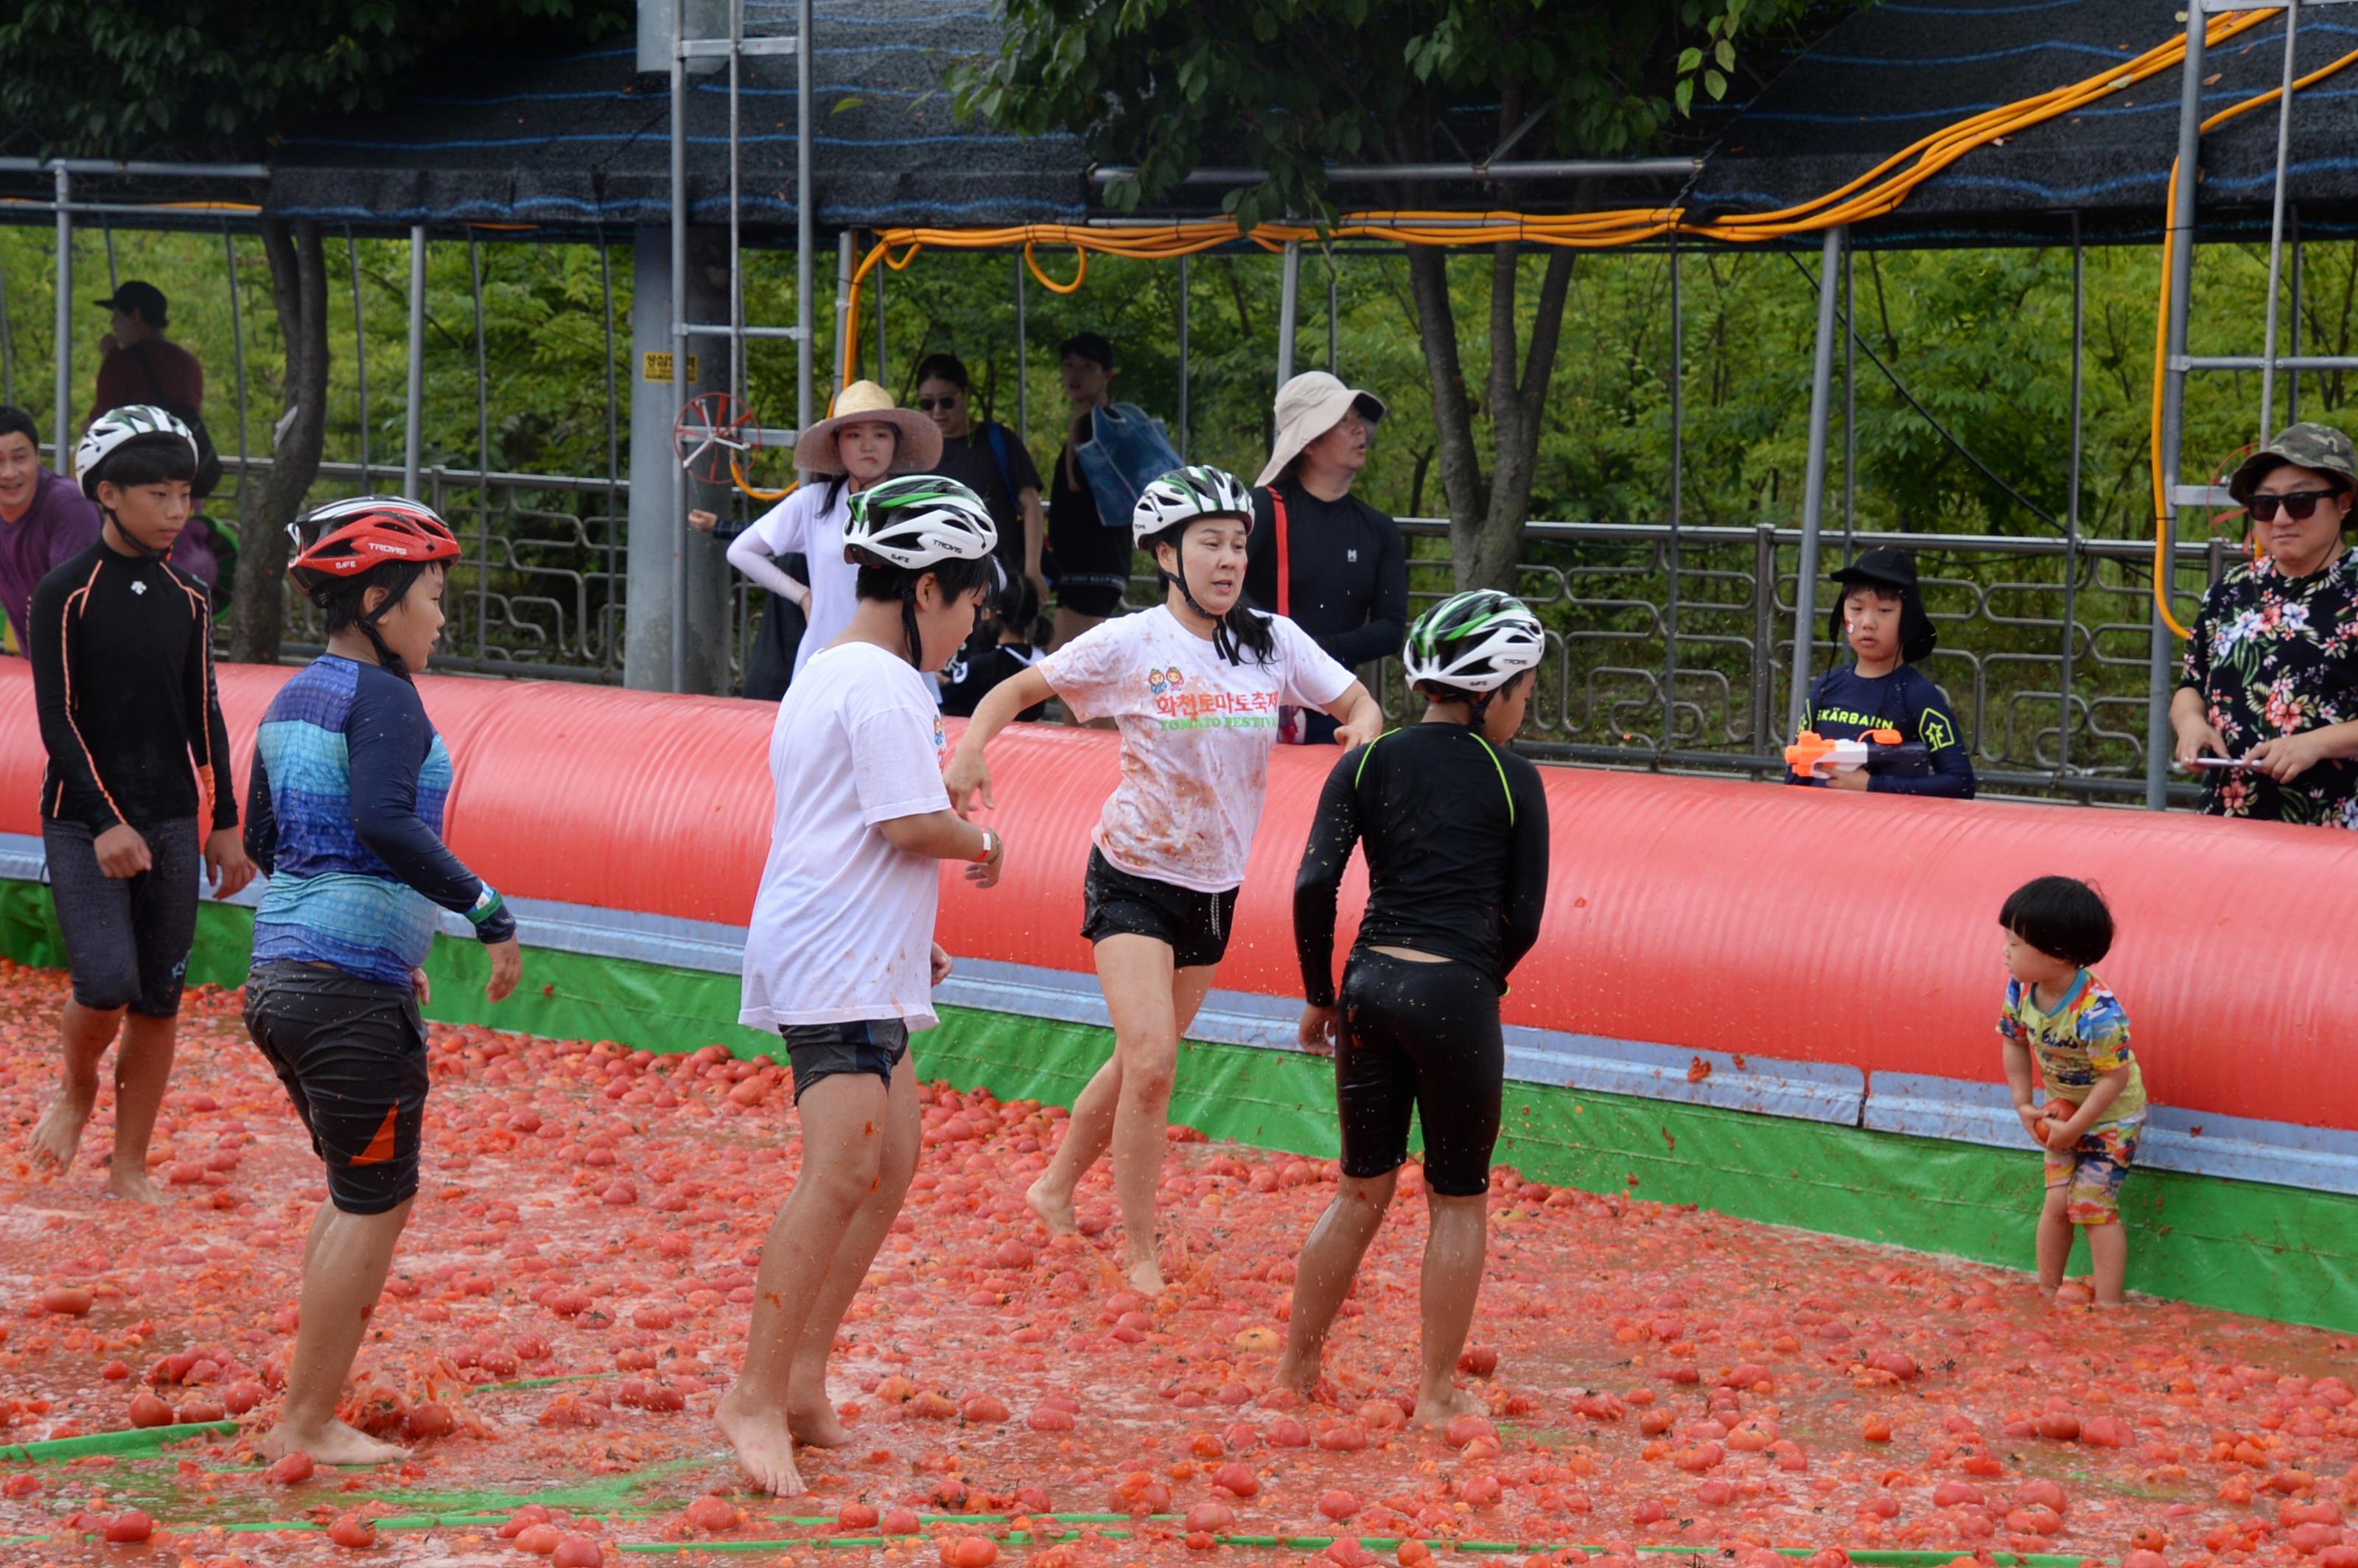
xmin=1785 ymin=547 xmax=1976 ymax=797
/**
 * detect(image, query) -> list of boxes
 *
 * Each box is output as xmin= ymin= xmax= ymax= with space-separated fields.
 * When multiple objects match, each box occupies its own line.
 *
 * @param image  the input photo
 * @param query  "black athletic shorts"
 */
xmin=1080 ymin=847 xmax=1237 ymax=969
xmin=243 ymin=961 xmax=428 ymax=1215
xmin=777 ymin=1018 xmax=911 ymax=1102
xmin=1334 ymin=948 xmax=1504 ymax=1197
xmin=43 ymin=816 xmax=200 ymax=1018
xmin=1054 ymin=577 xmax=1127 ymax=618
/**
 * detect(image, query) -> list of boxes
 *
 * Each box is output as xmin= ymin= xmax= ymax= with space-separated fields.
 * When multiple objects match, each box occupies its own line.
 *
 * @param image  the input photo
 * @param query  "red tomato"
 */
xmin=101 ymin=1511 xmax=153 ymax=1544
xmin=1318 ymin=1490 xmax=1362 ymax=1520
xmin=838 ymin=1503 xmax=881 ymax=1530
xmin=682 ymin=1496 xmax=737 ymax=1533
xmin=327 ymin=1512 xmax=377 ymax=1548
xmin=266 ymin=1452 xmax=316 ymax=1485
xmin=127 ymin=1390 xmax=173 ymax=1429
xmin=551 ymin=1539 xmax=604 ymax=1568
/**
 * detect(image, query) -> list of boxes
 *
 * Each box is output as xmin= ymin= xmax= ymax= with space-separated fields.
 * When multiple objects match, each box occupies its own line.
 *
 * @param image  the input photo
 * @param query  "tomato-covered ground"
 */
xmin=2 ymin=959 xmax=2357 ymax=1568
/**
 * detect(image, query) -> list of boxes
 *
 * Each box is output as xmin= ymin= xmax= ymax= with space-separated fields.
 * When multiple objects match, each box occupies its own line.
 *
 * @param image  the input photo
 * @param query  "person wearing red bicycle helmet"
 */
xmin=239 ymin=495 xmax=522 ymax=1466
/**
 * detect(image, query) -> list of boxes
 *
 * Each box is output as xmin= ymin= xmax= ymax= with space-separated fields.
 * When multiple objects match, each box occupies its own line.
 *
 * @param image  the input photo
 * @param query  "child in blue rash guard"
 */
xmin=1792 ymin=546 xmax=1976 ymax=798
xmin=241 ymin=497 xmax=521 ymax=1468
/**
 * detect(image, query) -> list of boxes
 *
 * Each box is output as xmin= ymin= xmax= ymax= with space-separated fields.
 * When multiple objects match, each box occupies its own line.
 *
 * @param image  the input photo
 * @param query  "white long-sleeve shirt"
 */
xmin=727 ymin=482 xmax=857 ymax=682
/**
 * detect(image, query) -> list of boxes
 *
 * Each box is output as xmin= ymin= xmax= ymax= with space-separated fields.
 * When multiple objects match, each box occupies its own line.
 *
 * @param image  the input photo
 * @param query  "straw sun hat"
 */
xmin=793 ymin=379 xmax=942 ymax=476
xmin=1255 ymin=371 xmax=1387 ymax=488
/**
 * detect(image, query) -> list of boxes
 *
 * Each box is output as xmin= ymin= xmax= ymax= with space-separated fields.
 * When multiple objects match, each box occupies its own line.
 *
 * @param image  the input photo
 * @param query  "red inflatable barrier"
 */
xmin=4 ymin=659 xmax=2354 ymax=1134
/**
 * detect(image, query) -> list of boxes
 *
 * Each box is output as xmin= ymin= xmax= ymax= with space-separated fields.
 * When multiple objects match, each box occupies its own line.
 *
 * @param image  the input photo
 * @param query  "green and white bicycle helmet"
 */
xmin=1404 ymin=590 xmax=1545 ymax=693
xmin=75 ymin=404 xmax=199 ymax=500
xmin=1132 ymin=464 xmax=1255 ymax=545
xmin=844 ymin=475 xmax=998 ymax=568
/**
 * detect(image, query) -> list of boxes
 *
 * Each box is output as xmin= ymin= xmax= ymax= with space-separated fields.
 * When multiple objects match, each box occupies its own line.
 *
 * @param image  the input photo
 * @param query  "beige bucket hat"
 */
xmin=1255 ymin=371 xmax=1388 ymax=488
xmin=794 ymin=379 xmax=942 ymax=476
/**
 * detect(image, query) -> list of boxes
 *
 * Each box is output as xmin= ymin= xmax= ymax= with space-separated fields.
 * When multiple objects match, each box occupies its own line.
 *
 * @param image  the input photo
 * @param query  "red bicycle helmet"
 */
xmin=287 ymin=495 xmax=461 ymax=584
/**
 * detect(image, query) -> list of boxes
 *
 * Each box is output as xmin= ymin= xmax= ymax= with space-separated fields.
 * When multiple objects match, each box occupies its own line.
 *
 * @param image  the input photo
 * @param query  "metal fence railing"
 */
xmin=209 ymin=455 xmax=2220 ymax=802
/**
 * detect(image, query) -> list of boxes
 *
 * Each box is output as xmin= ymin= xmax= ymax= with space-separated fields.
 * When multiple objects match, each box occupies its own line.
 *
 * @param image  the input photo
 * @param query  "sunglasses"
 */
xmin=915 ymin=395 xmax=962 ymax=412
xmin=2247 ymin=489 xmax=2341 ymax=522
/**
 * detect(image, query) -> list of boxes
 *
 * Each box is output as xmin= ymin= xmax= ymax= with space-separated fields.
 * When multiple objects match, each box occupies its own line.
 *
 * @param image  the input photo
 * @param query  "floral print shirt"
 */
xmin=2178 ymin=551 xmax=2358 ymax=827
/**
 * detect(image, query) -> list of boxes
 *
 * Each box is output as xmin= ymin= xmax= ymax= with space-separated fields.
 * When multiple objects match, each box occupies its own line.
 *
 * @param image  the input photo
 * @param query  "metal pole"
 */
xmin=601 ymin=230 xmax=623 ymax=673
xmin=1665 ymin=237 xmax=1682 ymax=752
xmin=225 ymin=231 xmax=251 ymax=494
xmin=873 ymin=245 xmax=886 ymax=390
xmin=670 ymin=0 xmax=690 ymax=692
xmin=1787 ymin=225 xmax=1847 ymax=738
xmin=1841 ymin=241 xmax=1855 ymax=559
xmin=1176 ymin=255 xmax=1190 ymax=461
xmin=52 ymin=166 xmax=71 ymax=471
xmin=347 ymin=228 xmax=371 ymax=491
xmin=404 ymin=226 xmax=427 ymax=500
xmin=2151 ymin=8 xmax=2207 ymax=811
xmin=2259 ymin=0 xmax=2301 ymax=440
xmin=2289 ymin=206 xmax=2303 ymax=424
xmin=1276 ymin=240 xmax=1301 ymax=389
xmin=2060 ymin=216 xmax=2085 ymax=777
xmin=795 ymin=0 xmax=814 ymax=438
xmin=469 ymin=234 xmax=491 ymax=664
xmin=102 ymin=215 xmax=119 ymax=293
xmin=730 ymin=0 xmax=744 ymax=413
xmin=1014 ymin=253 xmax=1028 ymax=447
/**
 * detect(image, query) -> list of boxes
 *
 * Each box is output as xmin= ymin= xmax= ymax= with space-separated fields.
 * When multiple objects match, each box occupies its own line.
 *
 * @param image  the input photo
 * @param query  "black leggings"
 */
xmin=1332 ymin=948 xmax=1503 ymax=1197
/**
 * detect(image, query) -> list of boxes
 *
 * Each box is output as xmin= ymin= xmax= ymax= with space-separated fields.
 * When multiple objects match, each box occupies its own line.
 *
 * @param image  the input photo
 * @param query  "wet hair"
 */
xmin=851 ymin=552 xmax=1003 ymax=606
xmin=306 ymin=562 xmax=438 ymax=680
xmin=1147 ymin=520 xmax=1276 ymax=666
xmin=2000 ymin=875 xmax=2114 ymax=968
xmin=914 ymin=353 xmax=971 ymax=391
xmin=0 ymin=407 xmax=37 ymax=449
xmin=89 ymin=432 xmax=198 ymax=494
xmin=1415 ymin=665 xmax=1534 ymax=715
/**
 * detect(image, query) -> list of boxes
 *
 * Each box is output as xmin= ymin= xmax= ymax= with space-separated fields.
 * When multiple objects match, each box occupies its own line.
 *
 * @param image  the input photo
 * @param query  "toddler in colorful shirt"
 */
xmin=1997 ymin=875 xmax=2144 ymax=1308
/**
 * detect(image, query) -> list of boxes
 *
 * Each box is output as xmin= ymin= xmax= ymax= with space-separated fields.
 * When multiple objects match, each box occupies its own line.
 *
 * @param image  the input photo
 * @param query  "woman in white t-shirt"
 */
xmin=727 ymin=379 xmax=942 ymax=698
xmin=945 ymin=465 xmax=1382 ymax=1295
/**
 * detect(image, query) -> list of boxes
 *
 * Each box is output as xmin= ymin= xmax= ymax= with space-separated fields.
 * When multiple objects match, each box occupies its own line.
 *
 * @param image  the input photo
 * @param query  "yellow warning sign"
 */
xmin=642 ymin=351 xmax=701 ymax=383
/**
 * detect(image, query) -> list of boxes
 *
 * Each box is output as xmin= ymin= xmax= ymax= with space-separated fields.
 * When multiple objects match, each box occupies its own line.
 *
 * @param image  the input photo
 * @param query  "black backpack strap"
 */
xmin=125 ymin=342 xmax=172 ymax=405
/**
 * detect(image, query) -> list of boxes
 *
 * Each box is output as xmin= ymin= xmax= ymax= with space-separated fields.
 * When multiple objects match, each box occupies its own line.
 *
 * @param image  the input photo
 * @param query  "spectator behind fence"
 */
xmin=725 ymin=380 xmax=941 ymax=701
xmin=914 ymin=353 xmax=1048 ymax=612
xmin=1044 ymin=332 xmax=1133 ymax=648
xmin=0 ymin=407 xmax=103 ymax=656
xmin=1245 ymin=372 xmax=1407 ymax=745
xmin=1790 ymin=547 xmax=1976 ymax=798
xmin=90 ymin=280 xmax=230 ymax=593
xmin=939 ymin=570 xmax=1049 ymax=724
xmin=2172 ymin=421 xmax=2358 ymax=826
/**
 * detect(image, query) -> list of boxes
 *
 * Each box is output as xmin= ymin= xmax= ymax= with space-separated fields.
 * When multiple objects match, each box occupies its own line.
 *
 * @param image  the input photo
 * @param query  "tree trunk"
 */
xmin=1404 ymin=240 xmax=1578 ymax=592
xmin=229 ymin=217 xmax=330 ymax=665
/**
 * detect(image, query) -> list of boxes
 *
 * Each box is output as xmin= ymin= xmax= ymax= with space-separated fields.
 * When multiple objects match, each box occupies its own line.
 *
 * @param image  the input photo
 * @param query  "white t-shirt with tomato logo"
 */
xmin=1039 ymin=606 xmax=1355 ymax=893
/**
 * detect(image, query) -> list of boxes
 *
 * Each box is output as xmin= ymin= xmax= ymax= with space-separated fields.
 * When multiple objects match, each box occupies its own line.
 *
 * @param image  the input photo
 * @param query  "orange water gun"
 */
xmin=1785 ymin=727 xmax=1931 ymax=780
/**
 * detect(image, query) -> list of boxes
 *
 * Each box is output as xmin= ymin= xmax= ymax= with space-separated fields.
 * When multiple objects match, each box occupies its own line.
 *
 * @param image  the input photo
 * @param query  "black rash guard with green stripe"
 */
xmin=1292 ymin=721 xmax=1552 ymax=1008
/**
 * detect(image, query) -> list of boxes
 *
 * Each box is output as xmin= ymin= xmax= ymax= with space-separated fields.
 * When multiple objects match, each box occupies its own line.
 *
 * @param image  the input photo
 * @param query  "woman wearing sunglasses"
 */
xmin=2172 ymin=421 xmax=2358 ymax=825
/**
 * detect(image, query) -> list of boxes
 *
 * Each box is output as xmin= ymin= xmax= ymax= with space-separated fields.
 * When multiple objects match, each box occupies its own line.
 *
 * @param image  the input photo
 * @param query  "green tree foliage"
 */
xmin=952 ymin=0 xmax=1857 ymax=589
xmin=0 ymin=0 xmax=629 ymax=661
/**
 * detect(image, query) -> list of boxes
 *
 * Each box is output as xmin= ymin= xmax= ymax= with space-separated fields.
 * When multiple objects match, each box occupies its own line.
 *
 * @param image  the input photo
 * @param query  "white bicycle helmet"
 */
xmin=1132 ymin=465 xmax=1255 ymax=545
xmin=1403 ymin=590 xmax=1546 ymax=693
xmin=75 ymin=404 xmax=199 ymax=499
xmin=844 ymin=475 xmax=998 ymax=568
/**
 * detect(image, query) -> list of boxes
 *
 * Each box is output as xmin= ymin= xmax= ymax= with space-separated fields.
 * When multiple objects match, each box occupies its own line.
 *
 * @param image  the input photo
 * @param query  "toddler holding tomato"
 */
xmin=1997 ymin=875 xmax=2144 ymax=1308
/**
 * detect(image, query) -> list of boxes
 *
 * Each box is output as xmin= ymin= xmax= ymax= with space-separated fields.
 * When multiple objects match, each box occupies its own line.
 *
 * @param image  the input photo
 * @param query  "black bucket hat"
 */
xmin=1827 ymin=546 xmax=1937 ymax=665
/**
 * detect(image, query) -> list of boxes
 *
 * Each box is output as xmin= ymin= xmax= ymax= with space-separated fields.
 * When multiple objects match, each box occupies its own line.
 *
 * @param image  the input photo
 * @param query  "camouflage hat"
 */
xmin=2227 ymin=421 xmax=2358 ymax=505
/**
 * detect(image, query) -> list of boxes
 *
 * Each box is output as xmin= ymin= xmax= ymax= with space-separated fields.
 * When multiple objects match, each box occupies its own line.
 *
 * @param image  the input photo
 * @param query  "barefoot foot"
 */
xmin=1124 ymin=1255 xmax=1166 ymax=1298
xmin=716 ymin=1387 xmax=805 ymax=1497
xmin=29 ymin=1092 xmax=94 ymax=1173
xmin=1410 ymin=1383 xmax=1488 ymax=1427
xmin=107 ymin=1164 xmax=164 ymax=1205
xmin=1273 ymin=1346 xmax=1322 ymax=1393
xmin=261 ymin=1418 xmax=409 ymax=1466
xmin=786 ymin=1394 xmax=852 ymax=1449
xmin=1026 ymin=1175 xmax=1077 ymax=1237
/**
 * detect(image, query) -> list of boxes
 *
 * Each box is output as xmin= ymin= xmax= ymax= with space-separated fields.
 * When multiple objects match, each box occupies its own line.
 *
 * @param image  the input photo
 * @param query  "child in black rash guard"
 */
xmin=1277 ymin=589 xmax=1551 ymax=1427
xmin=1793 ymin=546 xmax=1976 ymax=799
